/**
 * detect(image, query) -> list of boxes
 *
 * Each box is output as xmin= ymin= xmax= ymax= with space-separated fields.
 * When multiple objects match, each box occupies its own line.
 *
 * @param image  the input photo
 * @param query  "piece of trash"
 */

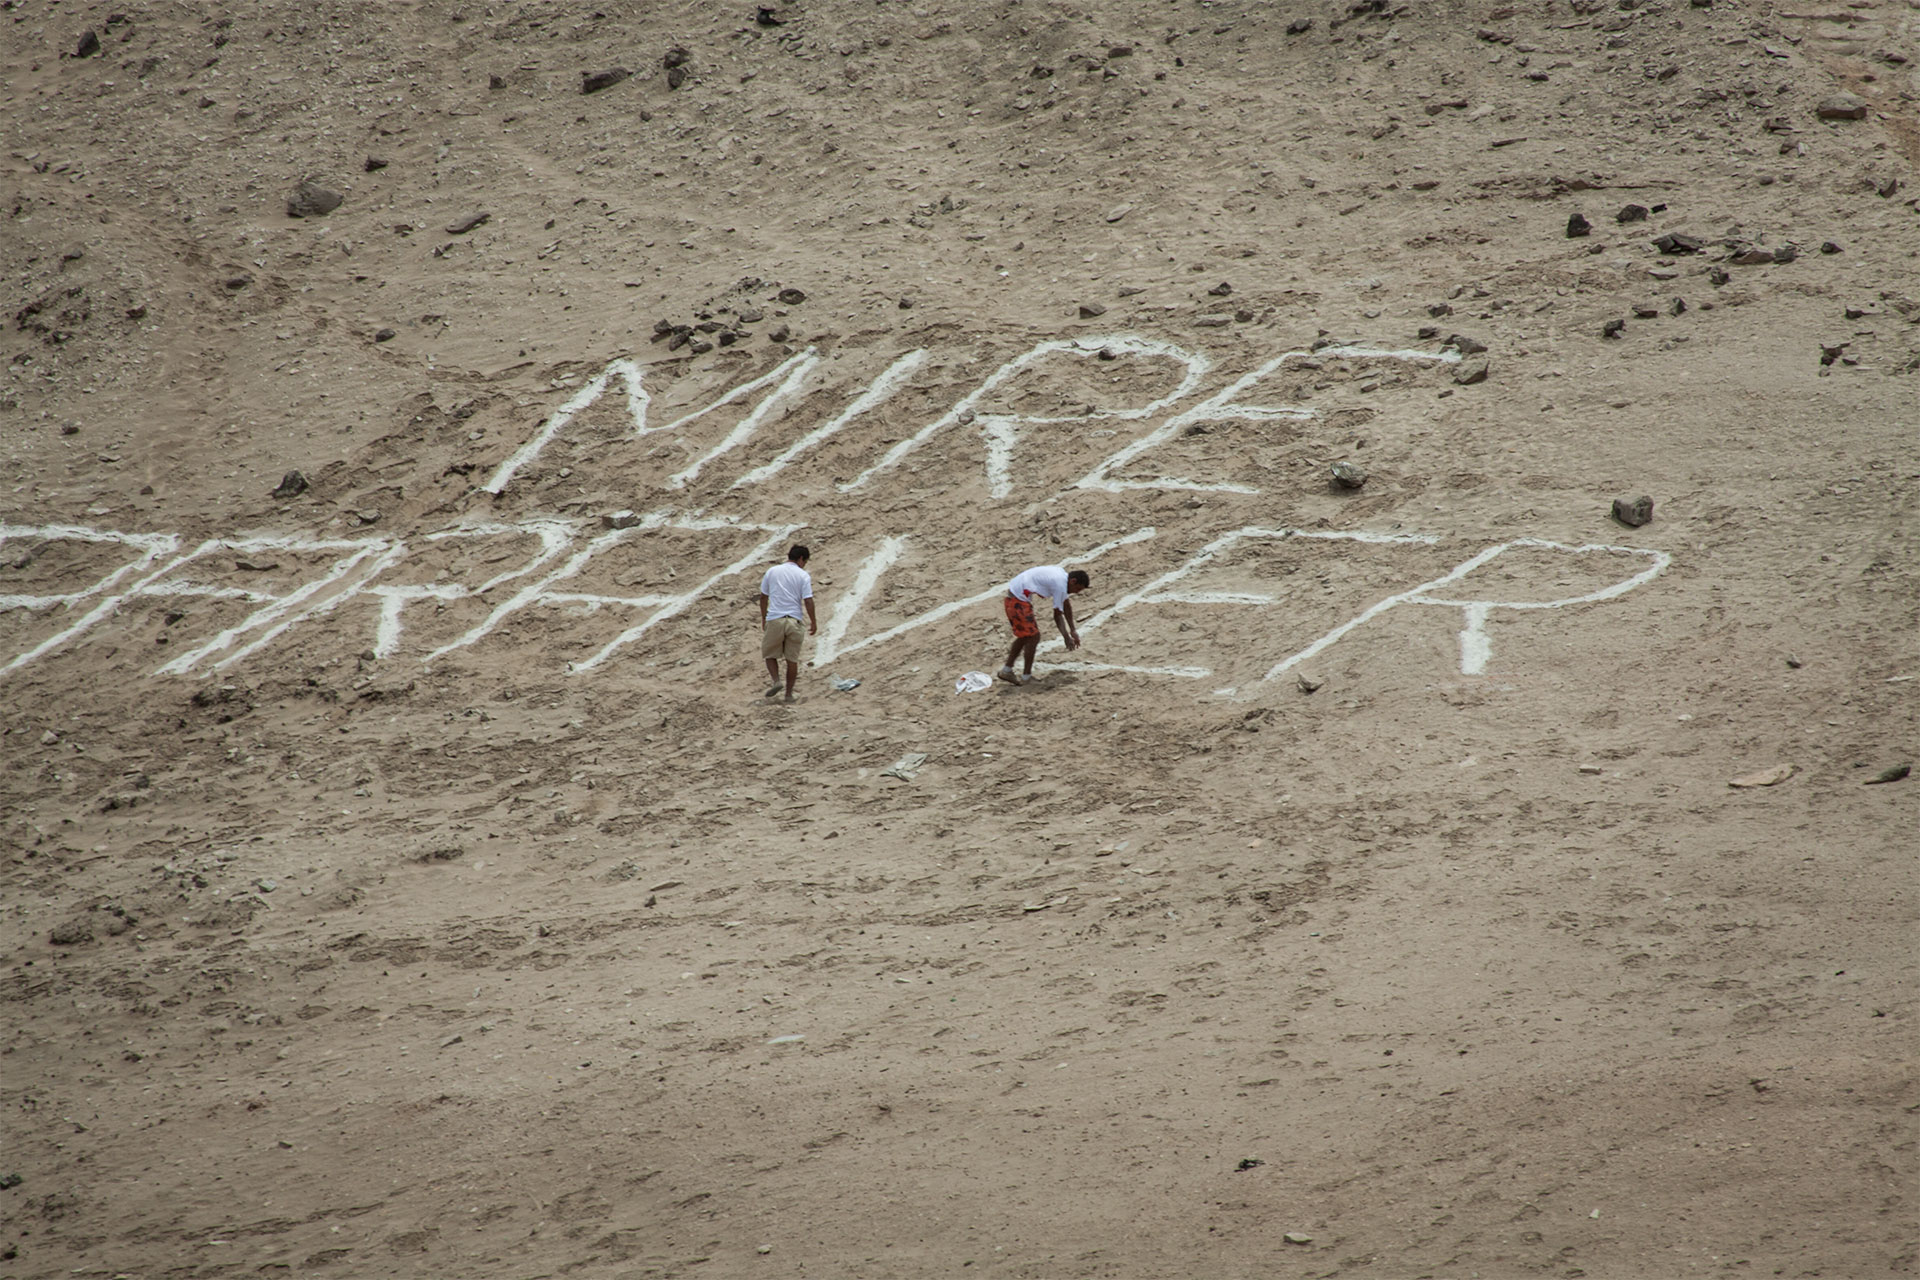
xmin=766 ymin=1035 xmax=805 ymax=1045
xmin=830 ymin=676 xmax=861 ymax=692
xmin=955 ymin=671 xmax=993 ymax=693
xmin=1729 ymin=764 xmax=1796 ymax=788
xmin=1864 ymin=763 xmax=1910 ymax=785
xmin=1235 ymin=1157 xmax=1264 ymax=1171
xmin=879 ymin=752 xmax=930 ymax=781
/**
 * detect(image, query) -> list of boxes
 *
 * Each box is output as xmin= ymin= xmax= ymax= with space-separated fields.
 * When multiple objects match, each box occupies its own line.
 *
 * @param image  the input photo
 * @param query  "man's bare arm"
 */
xmin=804 ymin=597 xmax=818 ymax=635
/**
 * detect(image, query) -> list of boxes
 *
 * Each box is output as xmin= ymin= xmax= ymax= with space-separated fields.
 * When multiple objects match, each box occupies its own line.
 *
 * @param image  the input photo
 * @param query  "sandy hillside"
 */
xmin=2 ymin=0 xmax=1917 ymax=1276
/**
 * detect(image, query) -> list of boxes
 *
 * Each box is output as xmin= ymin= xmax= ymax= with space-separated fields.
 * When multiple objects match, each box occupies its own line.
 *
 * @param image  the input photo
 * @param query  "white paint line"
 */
xmin=484 ymin=359 xmax=649 ymax=495
xmin=1259 ymin=543 xmax=1511 ymax=683
xmin=1149 ymin=591 xmax=1277 ymax=606
xmin=827 ymin=527 xmax=1157 ymax=662
xmin=1412 ymin=538 xmax=1672 ymax=609
xmin=814 ymin=535 xmax=909 ymax=665
xmin=733 ymin=349 xmax=928 ymax=489
xmin=156 ymin=539 xmax=401 ymax=676
xmin=1459 ymin=602 xmax=1493 ymax=676
xmin=1042 ymin=661 xmax=1212 ymax=679
xmin=571 ymin=524 xmax=802 ymax=671
xmin=0 ymin=525 xmax=179 ymax=611
xmin=664 ymin=349 xmax=820 ymax=490
xmin=0 ymin=528 xmax=185 ymax=674
xmin=1076 ymin=344 xmax=1454 ymax=494
xmin=841 ymin=336 xmax=1208 ymax=492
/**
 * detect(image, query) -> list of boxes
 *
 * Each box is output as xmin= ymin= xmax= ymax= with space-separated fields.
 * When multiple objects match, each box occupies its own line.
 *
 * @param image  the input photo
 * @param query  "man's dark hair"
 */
xmin=1067 ymin=569 xmax=1090 ymax=589
xmin=788 ymin=544 xmax=810 ymax=563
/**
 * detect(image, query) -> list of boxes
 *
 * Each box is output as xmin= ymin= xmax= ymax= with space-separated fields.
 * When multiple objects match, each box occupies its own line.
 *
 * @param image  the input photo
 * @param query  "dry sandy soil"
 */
xmin=3 ymin=0 xmax=1917 ymax=1276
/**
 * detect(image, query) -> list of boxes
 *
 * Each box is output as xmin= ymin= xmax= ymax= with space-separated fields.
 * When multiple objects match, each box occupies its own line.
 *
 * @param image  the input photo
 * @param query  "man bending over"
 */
xmin=1000 ymin=565 xmax=1088 ymax=686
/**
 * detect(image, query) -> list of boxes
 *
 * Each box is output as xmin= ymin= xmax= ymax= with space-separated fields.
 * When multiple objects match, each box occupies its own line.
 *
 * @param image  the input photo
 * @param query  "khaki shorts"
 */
xmin=762 ymin=616 xmax=804 ymax=663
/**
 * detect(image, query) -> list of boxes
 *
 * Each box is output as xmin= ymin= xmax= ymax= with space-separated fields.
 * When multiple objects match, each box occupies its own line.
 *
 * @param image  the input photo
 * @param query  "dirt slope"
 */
xmin=2 ymin=1 xmax=1916 ymax=1276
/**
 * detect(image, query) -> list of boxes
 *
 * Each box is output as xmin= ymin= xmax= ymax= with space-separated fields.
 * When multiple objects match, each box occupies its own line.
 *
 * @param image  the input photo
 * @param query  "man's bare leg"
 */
xmin=783 ymin=660 xmax=799 ymax=701
xmin=765 ymin=654 xmax=783 ymax=698
xmin=1016 ymin=636 xmax=1039 ymax=677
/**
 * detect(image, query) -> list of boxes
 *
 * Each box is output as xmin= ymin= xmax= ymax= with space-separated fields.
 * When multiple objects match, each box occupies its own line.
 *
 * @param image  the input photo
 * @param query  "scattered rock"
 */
xmin=1207 ymin=282 xmax=1233 ymax=297
xmin=1429 ymin=303 xmax=1453 ymax=317
xmin=1417 ymin=325 xmax=1440 ymax=339
xmin=1785 ymin=655 xmax=1803 ymax=669
xmin=271 ymin=470 xmax=310 ymax=498
xmin=768 ymin=324 xmax=790 ymax=342
xmin=736 ymin=307 xmax=764 ymax=324
xmin=286 ymin=180 xmax=343 ymax=219
xmin=663 ymin=46 xmax=692 ymax=69
xmin=667 ymin=65 xmax=688 ymax=89
xmin=1708 ymin=266 xmax=1731 ymax=286
xmin=1566 ymin=211 xmax=1591 ymax=238
xmin=373 ymin=327 xmax=396 ymax=342
xmin=1287 ymin=18 xmax=1313 ymax=34
xmin=364 ymin=155 xmax=389 ymax=172
xmin=1104 ymin=203 xmax=1133 ymax=223
xmin=1820 ymin=342 xmax=1848 ymax=366
xmin=1819 ymin=241 xmax=1843 ymax=255
xmin=1117 ymin=286 xmax=1145 ymax=297
xmin=1329 ymin=461 xmax=1368 ymax=490
xmin=1729 ymin=764 xmax=1795 ymax=789
xmin=1652 ymin=232 xmax=1703 ymax=255
xmin=1235 ymin=1158 xmax=1264 ymax=1171
xmin=445 ymin=211 xmax=490 ymax=235
xmin=898 ymin=296 xmax=914 ymax=309
xmin=1730 ymin=248 xmax=1774 ymax=266
xmin=1452 ymin=356 xmax=1489 ymax=384
xmin=602 ymin=510 xmax=642 ymax=530
xmin=223 ymin=273 xmax=254 ymax=290
xmin=1445 ymin=333 xmax=1487 ymax=355
xmin=581 ymin=66 xmax=630 ymax=94
xmin=1815 ymin=92 xmax=1867 ymax=121
xmin=1773 ymin=244 xmax=1798 ymax=264
xmin=1078 ymin=301 xmax=1108 ymax=318
xmin=1295 ymin=673 xmax=1322 ymax=694
xmin=1616 ymin=203 xmax=1649 ymax=223
xmin=1864 ymin=764 xmax=1910 ymax=785
xmin=776 ymin=287 xmax=807 ymax=305
xmin=354 ymin=509 xmax=382 ymax=525
xmin=1611 ymin=494 xmax=1653 ymax=527
xmin=75 ymin=29 xmax=101 ymax=58
xmin=880 ymin=753 xmax=930 ymax=782
xmin=489 ymin=73 xmax=505 ymax=90
xmin=1601 ymin=318 xmax=1627 ymax=339
xmin=1669 ymin=297 xmax=1687 ymax=316
xmin=49 ymin=918 xmax=94 ymax=946
xmin=1283 ymin=1232 xmax=1314 ymax=1245
xmin=1632 ymin=304 xmax=1659 ymax=319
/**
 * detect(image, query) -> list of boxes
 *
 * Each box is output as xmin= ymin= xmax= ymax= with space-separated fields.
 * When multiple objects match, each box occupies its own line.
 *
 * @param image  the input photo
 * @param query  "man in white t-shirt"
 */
xmin=999 ymin=564 xmax=1089 ymax=686
xmin=757 ymin=544 xmax=816 ymax=703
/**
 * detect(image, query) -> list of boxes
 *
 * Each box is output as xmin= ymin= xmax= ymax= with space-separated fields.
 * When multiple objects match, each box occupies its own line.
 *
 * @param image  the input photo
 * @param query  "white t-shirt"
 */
xmin=1006 ymin=565 xmax=1070 ymax=611
xmin=759 ymin=561 xmax=813 ymax=621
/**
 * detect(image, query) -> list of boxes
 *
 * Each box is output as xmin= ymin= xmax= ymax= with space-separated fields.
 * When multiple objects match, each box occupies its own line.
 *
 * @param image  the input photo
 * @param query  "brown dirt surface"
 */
xmin=3 ymin=1 xmax=1916 ymax=1277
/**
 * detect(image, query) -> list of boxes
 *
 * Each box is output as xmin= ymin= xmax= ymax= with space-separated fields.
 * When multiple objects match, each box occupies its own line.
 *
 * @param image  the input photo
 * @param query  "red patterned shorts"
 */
xmin=1004 ymin=595 xmax=1039 ymax=640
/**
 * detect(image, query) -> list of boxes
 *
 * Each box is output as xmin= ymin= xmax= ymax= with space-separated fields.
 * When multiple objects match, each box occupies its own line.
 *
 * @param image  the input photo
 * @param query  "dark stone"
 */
xmin=75 ymin=29 xmax=100 ymax=58
xmin=666 ymin=329 xmax=691 ymax=350
xmin=756 ymin=7 xmax=785 ymax=27
xmin=1819 ymin=342 xmax=1848 ymax=366
xmin=1108 ymin=45 xmax=1133 ymax=58
xmin=1417 ymin=325 xmax=1440 ymax=339
xmin=776 ymin=287 xmax=807 ymax=305
xmin=1633 ymin=304 xmax=1659 ymax=319
xmin=287 ymin=180 xmax=344 ymax=218
xmin=1208 ymin=282 xmax=1233 ymax=296
xmin=1616 ymin=203 xmax=1649 ymax=223
xmin=364 ymin=155 xmax=389 ymax=172
xmin=1815 ymin=92 xmax=1867 ymax=120
xmin=652 ymin=318 xmax=675 ymax=336
xmin=445 ymin=211 xmax=490 ymax=234
xmin=736 ymin=307 xmax=764 ymax=323
xmin=689 ymin=340 xmax=713 ymax=354
xmin=768 ymin=324 xmax=791 ymax=343
xmin=489 ymin=73 xmax=505 ymax=90
xmin=1429 ymin=303 xmax=1453 ymax=317
xmin=1669 ymin=297 xmax=1687 ymax=316
xmin=223 ymin=273 xmax=253 ymax=290
xmin=374 ymin=327 xmax=397 ymax=342
xmin=1602 ymin=318 xmax=1626 ymax=339
xmin=272 ymin=470 xmax=310 ymax=497
xmin=1452 ymin=357 xmax=1489 ymax=385
xmin=1820 ymin=241 xmax=1843 ymax=255
xmin=1287 ymin=18 xmax=1313 ymax=34
xmin=717 ymin=330 xmax=738 ymax=346
xmin=49 ymin=918 xmax=93 ymax=946
xmin=663 ymin=46 xmax=691 ymax=69
xmin=581 ymin=66 xmax=631 ymax=94
xmin=1611 ymin=494 xmax=1653 ymax=527
xmin=1652 ymin=232 xmax=1703 ymax=254
xmin=666 ymin=65 xmax=688 ymax=90
xmin=1567 ymin=211 xmax=1592 ymax=238
xmin=898 ymin=296 xmax=914 ymax=309
xmin=1864 ymin=764 xmax=1911 ymax=785
xmin=1730 ymin=248 xmax=1773 ymax=265
xmin=1445 ymin=333 xmax=1487 ymax=355
xmin=1773 ymin=244 xmax=1798 ymax=264
xmin=1330 ymin=461 xmax=1368 ymax=490
xmin=1709 ymin=267 xmax=1730 ymax=285
xmin=1079 ymin=302 xmax=1108 ymax=318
